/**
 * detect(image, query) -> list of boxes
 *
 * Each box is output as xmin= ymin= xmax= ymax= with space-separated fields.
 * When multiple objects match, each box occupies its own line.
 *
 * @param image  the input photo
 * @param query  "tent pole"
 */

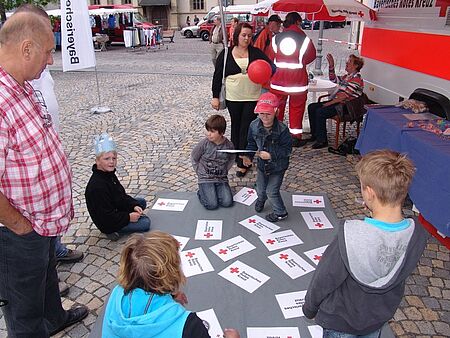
xmin=313 ymin=16 xmax=324 ymax=76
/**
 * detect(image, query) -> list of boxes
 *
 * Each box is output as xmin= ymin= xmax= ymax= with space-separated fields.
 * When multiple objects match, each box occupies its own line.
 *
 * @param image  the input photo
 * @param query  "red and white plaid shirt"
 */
xmin=0 ymin=67 xmax=73 ymax=236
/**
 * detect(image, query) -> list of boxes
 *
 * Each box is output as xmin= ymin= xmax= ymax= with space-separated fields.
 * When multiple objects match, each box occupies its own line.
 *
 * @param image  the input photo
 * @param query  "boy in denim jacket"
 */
xmin=242 ymin=93 xmax=292 ymax=222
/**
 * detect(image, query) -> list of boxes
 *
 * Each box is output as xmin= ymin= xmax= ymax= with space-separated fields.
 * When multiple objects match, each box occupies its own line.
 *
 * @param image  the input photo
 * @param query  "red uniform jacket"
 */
xmin=270 ymin=25 xmax=316 ymax=95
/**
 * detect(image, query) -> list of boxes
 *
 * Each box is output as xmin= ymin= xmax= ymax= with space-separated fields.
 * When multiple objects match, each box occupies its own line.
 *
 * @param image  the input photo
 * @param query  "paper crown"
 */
xmin=94 ymin=133 xmax=116 ymax=155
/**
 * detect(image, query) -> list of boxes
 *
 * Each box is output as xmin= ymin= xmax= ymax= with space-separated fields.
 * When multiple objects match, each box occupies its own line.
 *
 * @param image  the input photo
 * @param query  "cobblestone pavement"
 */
xmin=0 ymin=28 xmax=448 ymax=338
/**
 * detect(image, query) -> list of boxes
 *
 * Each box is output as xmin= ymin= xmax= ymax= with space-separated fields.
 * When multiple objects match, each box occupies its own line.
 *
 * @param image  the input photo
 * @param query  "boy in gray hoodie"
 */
xmin=303 ymin=150 xmax=428 ymax=337
xmin=191 ymin=115 xmax=235 ymax=210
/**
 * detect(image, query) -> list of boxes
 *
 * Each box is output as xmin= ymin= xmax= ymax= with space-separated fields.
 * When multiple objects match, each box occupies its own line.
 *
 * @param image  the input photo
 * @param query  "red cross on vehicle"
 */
xmin=204 ymin=232 xmax=213 ymax=238
xmin=248 ymin=218 xmax=256 ymax=223
xmin=230 ymin=267 xmax=239 ymax=273
xmin=314 ymin=254 xmax=322 ymax=261
xmin=219 ymin=249 xmax=228 ymax=255
xmin=279 ymin=254 xmax=289 ymax=260
xmin=185 ymin=252 xmax=195 ymax=258
xmin=266 ymin=239 xmax=276 ymax=245
xmin=315 ymin=222 xmax=324 ymax=228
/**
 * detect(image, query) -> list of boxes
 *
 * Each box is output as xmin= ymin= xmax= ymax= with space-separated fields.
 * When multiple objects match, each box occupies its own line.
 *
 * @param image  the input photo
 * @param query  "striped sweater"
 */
xmin=329 ymin=68 xmax=364 ymax=99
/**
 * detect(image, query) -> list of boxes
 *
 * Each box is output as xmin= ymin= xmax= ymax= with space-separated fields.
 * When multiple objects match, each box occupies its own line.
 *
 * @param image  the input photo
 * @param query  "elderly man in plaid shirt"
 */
xmin=0 ymin=12 xmax=88 ymax=337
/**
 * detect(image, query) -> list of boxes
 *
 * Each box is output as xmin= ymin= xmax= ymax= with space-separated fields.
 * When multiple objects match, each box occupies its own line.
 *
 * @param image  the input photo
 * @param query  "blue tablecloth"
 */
xmin=356 ymin=107 xmax=450 ymax=237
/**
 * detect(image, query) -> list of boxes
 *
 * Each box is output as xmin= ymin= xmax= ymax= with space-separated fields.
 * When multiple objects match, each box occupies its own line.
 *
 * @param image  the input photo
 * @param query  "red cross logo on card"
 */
xmin=204 ymin=232 xmax=213 ymax=238
xmin=314 ymin=199 xmax=321 ymax=204
xmin=247 ymin=189 xmax=254 ymax=194
xmin=358 ymin=11 xmax=364 ymax=17
xmin=230 ymin=267 xmax=239 ymax=273
xmin=315 ymin=222 xmax=324 ymax=228
xmin=248 ymin=219 xmax=256 ymax=223
xmin=279 ymin=254 xmax=289 ymax=260
xmin=219 ymin=249 xmax=228 ymax=255
xmin=266 ymin=239 xmax=276 ymax=245
xmin=158 ymin=201 xmax=165 ymax=206
xmin=185 ymin=252 xmax=195 ymax=258
xmin=314 ymin=254 xmax=322 ymax=261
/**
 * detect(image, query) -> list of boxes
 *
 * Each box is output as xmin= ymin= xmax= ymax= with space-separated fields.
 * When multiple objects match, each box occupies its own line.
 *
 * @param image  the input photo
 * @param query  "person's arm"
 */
xmin=225 ymin=140 xmax=235 ymax=172
xmin=242 ymin=124 xmax=257 ymax=166
xmin=191 ymin=139 xmax=206 ymax=171
xmin=0 ymin=192 xmax=33 ymax=235
xmin=212 ymin=49 xmax=226 ymax=98
xmin=303 ymin=234 xmax=349 ymax=319
xmin=303 ymin=36 xmax=316 ymax=65
xmin=182 ymin=313 xmax=211 ymax=338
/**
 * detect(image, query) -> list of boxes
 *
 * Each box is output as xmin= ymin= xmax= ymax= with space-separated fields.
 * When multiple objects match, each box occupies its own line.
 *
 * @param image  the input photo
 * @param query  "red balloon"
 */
xmin=248 ymin=59 xmax=272 ymax=84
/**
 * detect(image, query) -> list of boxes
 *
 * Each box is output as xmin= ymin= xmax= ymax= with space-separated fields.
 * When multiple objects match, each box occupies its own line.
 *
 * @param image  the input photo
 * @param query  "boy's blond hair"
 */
xmin=95 ymin=150 xmax=117 ymax=160
xmin=355 ymin=150 xmax=415 ymax=206
xmin=117 ymin=231 xmax=186 ymax=295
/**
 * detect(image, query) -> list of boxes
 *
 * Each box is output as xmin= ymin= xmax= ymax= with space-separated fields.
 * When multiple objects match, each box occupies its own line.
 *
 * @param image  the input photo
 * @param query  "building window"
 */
xmin=192 ymin=0 xmax=205 ymax=10
xmin=123 ymin=0 xmax=132 ymax=4
xmin=91 ymin=0 xmax=100 ymax=5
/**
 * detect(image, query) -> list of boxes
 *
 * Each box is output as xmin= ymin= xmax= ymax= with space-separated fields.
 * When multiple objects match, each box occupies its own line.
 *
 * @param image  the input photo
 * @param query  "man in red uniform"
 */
xmin=270 ymin=12 xmax=316 ymax=147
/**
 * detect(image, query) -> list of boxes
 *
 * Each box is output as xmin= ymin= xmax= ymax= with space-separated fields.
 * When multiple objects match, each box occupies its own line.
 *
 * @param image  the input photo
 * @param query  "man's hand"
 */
xmin=211 ymin=98 xmax=220 ymax=110
xmin=172 ymin=291 xmax=188 ymax=306
xmin=224 ymin=328 xmax=240 ymax=338
xmin=240 ymin=155 xmax=252 ymax=167
xmin=129 ymin=212 xmax=140 ymax=222
xmin=134 ymin=206 xmax=143 ymax=214
xmin=326 ymin=53 xmax=335 ymax=69
xmin=9 ymin=221 xmax=33 ymax=236
xmin=258 ymin=151 xmax=271 ymax=160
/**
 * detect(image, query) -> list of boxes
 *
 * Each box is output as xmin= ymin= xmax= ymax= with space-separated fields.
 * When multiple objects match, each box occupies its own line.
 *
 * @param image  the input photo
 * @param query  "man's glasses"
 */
xmin=34 ymin=90 xmax=53 ymax=129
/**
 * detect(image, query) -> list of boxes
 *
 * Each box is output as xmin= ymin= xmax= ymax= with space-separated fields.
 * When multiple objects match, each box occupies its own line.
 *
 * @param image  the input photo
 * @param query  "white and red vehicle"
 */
xmin=360 ymin=0 xmax=450 ymax=103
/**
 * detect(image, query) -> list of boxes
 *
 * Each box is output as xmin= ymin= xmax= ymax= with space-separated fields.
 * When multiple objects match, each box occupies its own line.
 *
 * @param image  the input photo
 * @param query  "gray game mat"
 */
xmin=90 ymin=190 xmax=394 ymax=338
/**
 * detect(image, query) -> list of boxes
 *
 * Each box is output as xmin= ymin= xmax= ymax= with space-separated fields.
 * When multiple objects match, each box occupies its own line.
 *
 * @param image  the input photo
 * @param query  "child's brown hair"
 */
xmin=205 ymin=114 xmax=226 ymax=135
xmin=355 ymin=150 xmax=415 ymax=206
xmin=117 ymin=231 xmax=185 ymax=295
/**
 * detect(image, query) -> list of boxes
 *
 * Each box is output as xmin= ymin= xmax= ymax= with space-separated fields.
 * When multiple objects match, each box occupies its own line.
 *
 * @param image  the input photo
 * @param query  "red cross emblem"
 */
xmin=204 ymin=232 xmax=213 ymax=238
xmin=266 ymin=239 xmax=276 ymax=245
xmin=247 ymin=189 xmax=254 ymax=194
xmin=158 ymin=201 xmax=165 ymax=206
xmin=315 ymin=222 xmax=324 ymax=228
xmin=219 ymin=249 xmax=228 ymax=255
xmin=279 ymin=254 xmax=289 ymax=260
xmin=248 ymin=218 xmax=256 ymax=223
xmin=314 ymin=199 xmax=321 ymax=204
xmin=314 ymin=254 xmax=322 ymax=261
xmin=230 ymin=267 xmax=239 ymax=273
xmin=358 ymin=11 xmax=364 ymax=17
xmin=185 ymin=252 xmax=195 ymax=258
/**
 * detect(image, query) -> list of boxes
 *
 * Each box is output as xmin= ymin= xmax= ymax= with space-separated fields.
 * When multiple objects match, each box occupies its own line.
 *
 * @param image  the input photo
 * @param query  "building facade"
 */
xmin=86 ymin=0 xmax=256 ymax=29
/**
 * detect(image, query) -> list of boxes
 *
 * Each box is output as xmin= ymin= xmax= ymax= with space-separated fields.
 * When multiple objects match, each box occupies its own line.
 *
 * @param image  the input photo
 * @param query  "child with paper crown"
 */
xmin=303 ymin=150 xmax=429 ymax=337
xmin=102 ymin=231 xmax=241 ymax=338
xmin=85 ymin=133 xmax=151 ymax=241
xmin=191 ymin=114 xmax=235 ymax=210
xmin=241 ymin=92 xmax=292 ymax=222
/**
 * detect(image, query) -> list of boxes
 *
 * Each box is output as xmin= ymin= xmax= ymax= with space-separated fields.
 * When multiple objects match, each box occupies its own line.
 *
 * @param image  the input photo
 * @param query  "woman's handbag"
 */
xmin=218 ymin=46 xmax=228 ymax=110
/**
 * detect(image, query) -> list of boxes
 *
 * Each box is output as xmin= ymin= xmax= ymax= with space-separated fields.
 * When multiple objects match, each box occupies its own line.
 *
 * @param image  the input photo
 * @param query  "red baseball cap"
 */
xmin=255 ymin=92 xmax=279 ymax=115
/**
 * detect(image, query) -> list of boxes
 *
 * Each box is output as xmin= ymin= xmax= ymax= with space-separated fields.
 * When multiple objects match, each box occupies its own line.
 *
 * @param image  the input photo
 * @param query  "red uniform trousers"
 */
xmin=274 ymin=91 xmax=308 ymax=140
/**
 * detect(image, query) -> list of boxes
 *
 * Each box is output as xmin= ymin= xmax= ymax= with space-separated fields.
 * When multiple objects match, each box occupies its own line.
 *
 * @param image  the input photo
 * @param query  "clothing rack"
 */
xmin=124 ymin=26 xmax=167 ymax=52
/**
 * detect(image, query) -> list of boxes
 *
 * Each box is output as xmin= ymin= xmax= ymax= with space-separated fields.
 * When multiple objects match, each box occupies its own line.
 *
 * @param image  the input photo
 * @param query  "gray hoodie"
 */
xmin=303 ymin=218 xmax=429 ymax=335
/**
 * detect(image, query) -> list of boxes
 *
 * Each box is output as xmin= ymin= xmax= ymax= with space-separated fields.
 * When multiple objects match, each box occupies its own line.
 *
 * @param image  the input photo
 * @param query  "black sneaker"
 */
xmin=106 ymin=232 xmax=120 ymax=241
xmin=255 ymin=199 xmax=265 ymax=213
xmin=56 ymin=249 xmax=84 ymax=264
xmin=265 ymin=212 xmax=288 ymax=222
xmin=292 ymin=139 xmax=308 ymax=148
xmin=49 ymin=305 xmax=89 ymax=336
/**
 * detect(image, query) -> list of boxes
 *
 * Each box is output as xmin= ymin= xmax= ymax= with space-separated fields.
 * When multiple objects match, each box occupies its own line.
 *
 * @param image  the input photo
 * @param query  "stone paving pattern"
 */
xmin=0 ymin=29 xmax=448 ymax=338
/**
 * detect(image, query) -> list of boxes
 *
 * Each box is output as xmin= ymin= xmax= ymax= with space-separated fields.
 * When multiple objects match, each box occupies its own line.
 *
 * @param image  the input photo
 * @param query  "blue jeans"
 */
xmin=323 ymin=328 xmax=381 ymax=338
xmin=55 ymin=236 xmax=68 ymax=258
xmin=0 ymin=228 xmax=66 ymax=337
xmin=198 ymin=182 xmax=233 ymax=210
xmin=118 ymin=197 xmax=151 ymax=234
xmin=308 ymin=101 xmax=340 ymax=142
xmin=256 ymin=169 xmax=287 ymax=215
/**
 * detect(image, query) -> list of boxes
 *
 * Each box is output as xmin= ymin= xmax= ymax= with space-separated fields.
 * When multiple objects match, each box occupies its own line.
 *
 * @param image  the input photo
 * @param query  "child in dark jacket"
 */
xmin=85 ymin=133 xmax=150 ymax=241
xmin=303 ymin=150 xmax=429 ymax=337
xmin=242 ymin=93 xmax=292 ymax=222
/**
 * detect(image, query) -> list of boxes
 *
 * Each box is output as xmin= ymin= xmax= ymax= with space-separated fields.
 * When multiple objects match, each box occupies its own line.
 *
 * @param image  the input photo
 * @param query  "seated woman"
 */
xmin=102 ymin=231 xmax=240 ymax=338
xmin=307 ymin=54 xmax=364 ymax=149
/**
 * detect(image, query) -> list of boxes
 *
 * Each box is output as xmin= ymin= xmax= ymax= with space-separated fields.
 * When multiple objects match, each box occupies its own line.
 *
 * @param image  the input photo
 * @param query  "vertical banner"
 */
xmin=61 ymin=0 xmax=96 ymax=71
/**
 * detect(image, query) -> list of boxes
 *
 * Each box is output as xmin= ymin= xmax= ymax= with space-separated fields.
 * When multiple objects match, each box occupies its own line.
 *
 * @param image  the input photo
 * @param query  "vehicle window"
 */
xmin=238 ymin=13 xmax=252 ymax=22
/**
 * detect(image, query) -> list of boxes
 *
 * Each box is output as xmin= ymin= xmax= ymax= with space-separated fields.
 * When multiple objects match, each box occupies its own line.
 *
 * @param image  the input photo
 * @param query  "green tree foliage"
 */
xmin=0 ymin=0 xmax=55 ymax=24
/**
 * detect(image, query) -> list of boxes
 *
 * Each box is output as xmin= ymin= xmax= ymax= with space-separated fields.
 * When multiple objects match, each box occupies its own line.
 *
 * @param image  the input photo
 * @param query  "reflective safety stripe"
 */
xmin=274 ymin=36 xmax=311 ymax=69
xmin=270 ymin=83 xmax=308 ymax=93
xmin=289 ymin=128 xmax=303 ymax=135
